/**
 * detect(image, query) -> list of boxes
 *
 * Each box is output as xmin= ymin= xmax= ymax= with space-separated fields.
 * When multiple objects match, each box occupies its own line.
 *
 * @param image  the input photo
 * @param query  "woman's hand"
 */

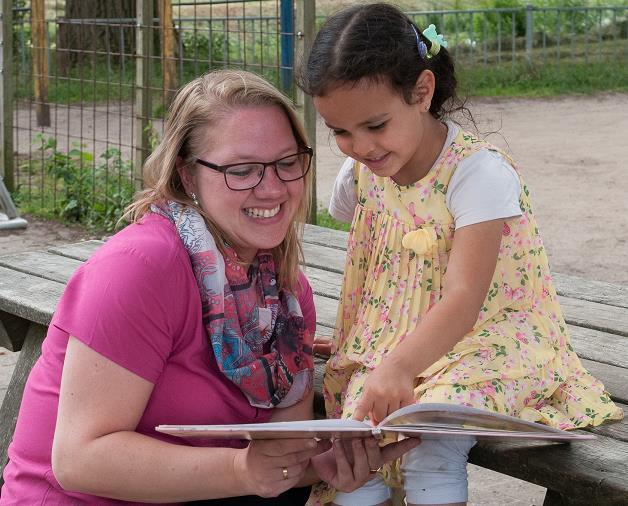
xmin=311 ymin=437 xmax=420 ymax=492
xmin=313 ymin=336 xmax=333 ymax=357
xmin=234 ymin=438 xmax=328 ymax=498
xmin=352 ymin=358 xmax=416 ymax=424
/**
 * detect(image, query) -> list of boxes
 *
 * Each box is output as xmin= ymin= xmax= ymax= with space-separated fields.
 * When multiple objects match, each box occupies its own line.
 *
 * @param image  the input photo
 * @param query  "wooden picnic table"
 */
xmin=0 ymin=224 xmax=627 ymax=504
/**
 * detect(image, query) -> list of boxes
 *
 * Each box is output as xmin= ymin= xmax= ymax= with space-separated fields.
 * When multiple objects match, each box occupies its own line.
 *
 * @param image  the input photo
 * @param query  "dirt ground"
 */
xmin=5 ymin=94 xmax=626 ymax=504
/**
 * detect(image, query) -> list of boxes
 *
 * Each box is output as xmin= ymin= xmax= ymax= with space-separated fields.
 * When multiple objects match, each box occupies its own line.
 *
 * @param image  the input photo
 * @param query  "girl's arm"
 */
xmin=353 ymin=218 xmax=505 ymax=423
xmin=52 ymin=337 xmax=323 ymax=502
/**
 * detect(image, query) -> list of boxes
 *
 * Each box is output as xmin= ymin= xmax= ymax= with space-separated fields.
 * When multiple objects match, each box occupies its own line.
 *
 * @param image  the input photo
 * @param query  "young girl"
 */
xmin=301 ymin=4 xmax=623 ymax=505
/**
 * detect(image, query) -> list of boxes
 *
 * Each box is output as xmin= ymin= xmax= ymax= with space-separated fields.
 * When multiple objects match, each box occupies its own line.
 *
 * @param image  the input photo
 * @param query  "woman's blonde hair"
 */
xmin=124 ymin=70 xmax=312 ymax=292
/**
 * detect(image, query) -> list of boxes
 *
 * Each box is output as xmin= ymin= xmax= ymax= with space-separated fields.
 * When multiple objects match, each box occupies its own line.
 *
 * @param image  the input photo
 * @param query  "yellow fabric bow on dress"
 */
xmin=402 ymin=228 xmax=437 ymax=255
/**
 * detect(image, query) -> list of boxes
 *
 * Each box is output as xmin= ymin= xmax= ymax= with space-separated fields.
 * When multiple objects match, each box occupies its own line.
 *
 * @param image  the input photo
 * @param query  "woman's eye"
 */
xmin=228 ymin=165 xmax=258 ymax=178
xmin=369 ymin=122 xmax=386 ymax=131
xmin=331 ymin=129 xmax=346 ymax=137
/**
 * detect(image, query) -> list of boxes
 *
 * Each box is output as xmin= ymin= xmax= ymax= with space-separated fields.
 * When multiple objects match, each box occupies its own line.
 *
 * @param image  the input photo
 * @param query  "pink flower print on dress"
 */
xmin=480 ymin=385 xmax=497 ymax=397
xmin=514 ymin=332 xmax=529 ymax=344
xmin=478 ymin=348 xmax=492 ymax=361
xmin=502 ymin=222 xmax=511 ymax=236
xmin=406 ymin=201 xmax=426 ymax=227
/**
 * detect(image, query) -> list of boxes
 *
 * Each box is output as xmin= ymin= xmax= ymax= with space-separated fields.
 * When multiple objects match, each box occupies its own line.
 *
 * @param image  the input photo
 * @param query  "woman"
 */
xmin=0 ymin=71 xmax=417 ymax=504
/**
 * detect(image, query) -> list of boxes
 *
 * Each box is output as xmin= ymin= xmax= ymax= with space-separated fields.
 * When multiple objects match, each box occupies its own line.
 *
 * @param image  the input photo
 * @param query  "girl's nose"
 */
xmin=351 ymin=133 xmax=375 ymax=159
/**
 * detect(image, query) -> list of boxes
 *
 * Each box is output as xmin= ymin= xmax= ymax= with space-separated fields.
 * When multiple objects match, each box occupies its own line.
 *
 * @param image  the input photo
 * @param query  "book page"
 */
xmin=378 ymin=403 xmax=595 ymax=442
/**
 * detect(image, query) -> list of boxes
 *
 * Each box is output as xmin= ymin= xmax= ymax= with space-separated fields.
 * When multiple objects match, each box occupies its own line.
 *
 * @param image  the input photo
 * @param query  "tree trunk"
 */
xmin=57 ymin=0 xmax=158 ymax=74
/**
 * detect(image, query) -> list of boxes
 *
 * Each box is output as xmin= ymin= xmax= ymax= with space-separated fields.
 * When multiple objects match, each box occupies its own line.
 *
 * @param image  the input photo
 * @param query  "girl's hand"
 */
xmin=352 ymin=358 xmax=416 ymax=424
xmin=234 ymin=438 xmax=327 ymax=498
xmin=311 ymin=437 xmax=420 ymax=492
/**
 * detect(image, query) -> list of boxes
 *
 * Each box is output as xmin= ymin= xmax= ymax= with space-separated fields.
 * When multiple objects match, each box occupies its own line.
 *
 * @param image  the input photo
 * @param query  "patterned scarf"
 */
xmin=152 ymin=202 xmax=313 ymax=408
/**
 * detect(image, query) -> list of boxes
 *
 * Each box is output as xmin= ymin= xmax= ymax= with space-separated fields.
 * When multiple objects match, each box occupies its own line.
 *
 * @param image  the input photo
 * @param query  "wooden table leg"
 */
xmin=0 ymin=322 xmax=46 ymax=488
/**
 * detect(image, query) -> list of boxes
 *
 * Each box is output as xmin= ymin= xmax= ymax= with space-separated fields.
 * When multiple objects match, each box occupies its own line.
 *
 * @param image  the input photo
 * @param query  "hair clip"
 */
xmin=422 ymin=24 xmax=448 ymax=57
xmin=410 ymin=24 xmax=428 ymax=59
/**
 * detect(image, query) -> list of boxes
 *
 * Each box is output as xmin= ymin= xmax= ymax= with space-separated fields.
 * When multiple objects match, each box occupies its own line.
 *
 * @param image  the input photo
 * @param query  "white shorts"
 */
xmin=333 ymin=437 xmax=476 ymax=505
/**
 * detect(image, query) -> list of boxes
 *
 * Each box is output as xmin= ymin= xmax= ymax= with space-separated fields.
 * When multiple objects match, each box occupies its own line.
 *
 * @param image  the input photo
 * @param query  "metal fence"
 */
xmin=403 ymin=5 xmax=628 ymax=68
xmin=1 ymin=2 xmax=627 ymax=230
xmin=1 ymin=0 xmax=316 ymax=229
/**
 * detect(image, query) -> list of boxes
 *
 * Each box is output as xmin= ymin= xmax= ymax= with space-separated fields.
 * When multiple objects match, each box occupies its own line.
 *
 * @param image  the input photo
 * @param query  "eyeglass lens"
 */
xmin=225 ymin=152 xmax=310 ymax=190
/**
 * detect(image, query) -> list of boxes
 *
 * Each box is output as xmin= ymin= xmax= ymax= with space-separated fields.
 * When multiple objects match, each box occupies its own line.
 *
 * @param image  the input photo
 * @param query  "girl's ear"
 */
xmin=176 ymin=156 xmax=195 ymax=195
xmin=412 ymin=70 xmax=436 ymax=112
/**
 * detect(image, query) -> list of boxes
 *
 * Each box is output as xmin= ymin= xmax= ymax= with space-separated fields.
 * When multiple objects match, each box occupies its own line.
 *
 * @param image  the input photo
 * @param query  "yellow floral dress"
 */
xmin=318 ymin=130 xmax=623 ymax=499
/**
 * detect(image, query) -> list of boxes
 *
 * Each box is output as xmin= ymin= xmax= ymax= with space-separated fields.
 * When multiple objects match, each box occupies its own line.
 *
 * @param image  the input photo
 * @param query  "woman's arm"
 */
xmin=353 ymin=219 xmax=505 ymax=422
xmin=52 ymin=337 xmax=324 ymax=502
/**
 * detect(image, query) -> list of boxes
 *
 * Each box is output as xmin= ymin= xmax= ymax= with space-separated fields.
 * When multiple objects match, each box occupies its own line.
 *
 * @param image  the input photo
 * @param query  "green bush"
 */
xmin=17 ymin=135 xmax=134 ymax=232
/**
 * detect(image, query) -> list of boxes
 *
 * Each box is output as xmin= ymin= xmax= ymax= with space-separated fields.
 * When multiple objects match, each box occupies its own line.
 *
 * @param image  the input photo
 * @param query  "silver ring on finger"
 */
xmin=282 ymin=466 xmax=289 ymax=480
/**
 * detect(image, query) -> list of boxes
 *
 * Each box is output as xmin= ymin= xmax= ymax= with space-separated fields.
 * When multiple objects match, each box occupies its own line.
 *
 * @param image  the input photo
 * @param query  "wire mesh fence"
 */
xmin=404 ymin=5 xmax=628 ymax=69
xmin=3 ymin=2 xmax=628 ymax=230
xmin=6 ymin=0 xmax=310 ymax=230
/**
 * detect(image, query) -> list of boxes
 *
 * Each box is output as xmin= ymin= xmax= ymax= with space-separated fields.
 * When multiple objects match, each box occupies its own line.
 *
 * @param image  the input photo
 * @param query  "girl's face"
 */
xmin=178 ymin=105 xmax=305 ymax=263
xmin=313 ymin=76 xmax=444 ymax=185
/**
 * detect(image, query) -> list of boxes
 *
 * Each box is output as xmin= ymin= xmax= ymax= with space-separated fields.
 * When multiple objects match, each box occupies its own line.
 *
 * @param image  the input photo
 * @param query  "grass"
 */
xmin=459 ymin=59 xmax=628 ymax=97
xmin=315 ymin=209 xmax=350 ymax=232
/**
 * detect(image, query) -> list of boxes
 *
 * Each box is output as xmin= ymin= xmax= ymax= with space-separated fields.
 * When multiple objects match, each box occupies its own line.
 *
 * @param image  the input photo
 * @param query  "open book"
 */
xmin=156 ymin=403 xmax=594 ymax=442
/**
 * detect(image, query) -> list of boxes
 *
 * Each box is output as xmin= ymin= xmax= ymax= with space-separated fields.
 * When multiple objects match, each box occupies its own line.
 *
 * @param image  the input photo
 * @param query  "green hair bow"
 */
xmin=422 ymin=24 xmax=448 ymax=57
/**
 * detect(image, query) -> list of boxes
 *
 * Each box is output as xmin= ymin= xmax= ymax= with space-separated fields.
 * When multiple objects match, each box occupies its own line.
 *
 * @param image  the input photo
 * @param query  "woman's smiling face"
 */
xmin=179 ymin=105 xmax=305 ymax=263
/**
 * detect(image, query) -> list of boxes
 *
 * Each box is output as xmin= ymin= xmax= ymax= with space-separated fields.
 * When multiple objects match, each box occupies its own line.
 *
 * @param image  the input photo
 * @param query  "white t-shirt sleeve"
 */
xmin=328 ymin=157 xmax=358 ymax=224
xmin=446 ymin=150 xmax=522 ymax=229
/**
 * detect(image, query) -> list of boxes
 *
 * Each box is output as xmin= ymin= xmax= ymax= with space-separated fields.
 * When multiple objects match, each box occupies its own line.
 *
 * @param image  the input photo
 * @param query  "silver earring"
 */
xmin=190 ymin=192 xmax=199 ymax=206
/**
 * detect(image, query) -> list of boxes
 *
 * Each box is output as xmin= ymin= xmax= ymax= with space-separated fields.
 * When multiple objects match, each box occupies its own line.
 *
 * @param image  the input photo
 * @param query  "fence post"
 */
xmin=31 ymin=0 xmax=50 ymax=127
xmin=280 ymin=0 xmax=294 ymax=95
xmin=0 ymin=0 xmax=14 ymax=191
xmin=158 ymin=0 xmax=176 ymax=109
xmin=294 ymin=0 xmax=316 ymax=224
xmin=135 ymin=0 xmax=154 ymax=190
xmin=525 ymin=4 xmax=534 ymax=64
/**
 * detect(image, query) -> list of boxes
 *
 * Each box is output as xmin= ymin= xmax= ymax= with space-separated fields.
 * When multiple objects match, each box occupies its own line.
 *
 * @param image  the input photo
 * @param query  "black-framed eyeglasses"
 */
xmin=196 ymin=147 xmax=313 ymax=191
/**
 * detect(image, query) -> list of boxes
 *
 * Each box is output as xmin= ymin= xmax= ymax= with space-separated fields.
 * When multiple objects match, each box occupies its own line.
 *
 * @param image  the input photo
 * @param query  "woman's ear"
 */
xmin=176 ymin=156 xmax=195 ymax=196
xmin=412 ymin=70 xmax=436 ymax=112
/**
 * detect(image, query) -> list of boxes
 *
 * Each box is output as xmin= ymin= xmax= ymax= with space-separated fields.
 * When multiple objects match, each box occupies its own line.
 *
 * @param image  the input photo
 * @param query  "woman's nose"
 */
xmin=255 ymin=164 xmax=286 ymax=195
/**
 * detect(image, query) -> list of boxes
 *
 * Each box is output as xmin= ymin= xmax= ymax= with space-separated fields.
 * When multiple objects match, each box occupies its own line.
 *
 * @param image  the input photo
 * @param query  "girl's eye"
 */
xmin=368 ymin=122 xmax=386 ymax=131
xmin=331 ymin=129 xmax=347 ymax=137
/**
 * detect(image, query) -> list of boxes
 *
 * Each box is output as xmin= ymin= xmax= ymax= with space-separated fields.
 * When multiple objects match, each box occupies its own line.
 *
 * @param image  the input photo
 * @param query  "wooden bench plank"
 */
xmin=580 ymin=359 xmax=628 ymax=405
xmin=47 ymin=240 xmax=104 ymax=261
xmin=0 ymin=251 xmax=83 ymax=284
xmin=303 ymin=242 xmax=346 ymax=274
xmin=304 ymin=224 xmax=348 ymax=250
xmin=552 ymin=273 xmax=628 ymax=310
xmin=560 ymin=296 xmax=628 ymax=337
xmin=470 ymin=433 xmax=628 ymax=504
xmin=0 ymin=266 xmax=65 ymax=328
